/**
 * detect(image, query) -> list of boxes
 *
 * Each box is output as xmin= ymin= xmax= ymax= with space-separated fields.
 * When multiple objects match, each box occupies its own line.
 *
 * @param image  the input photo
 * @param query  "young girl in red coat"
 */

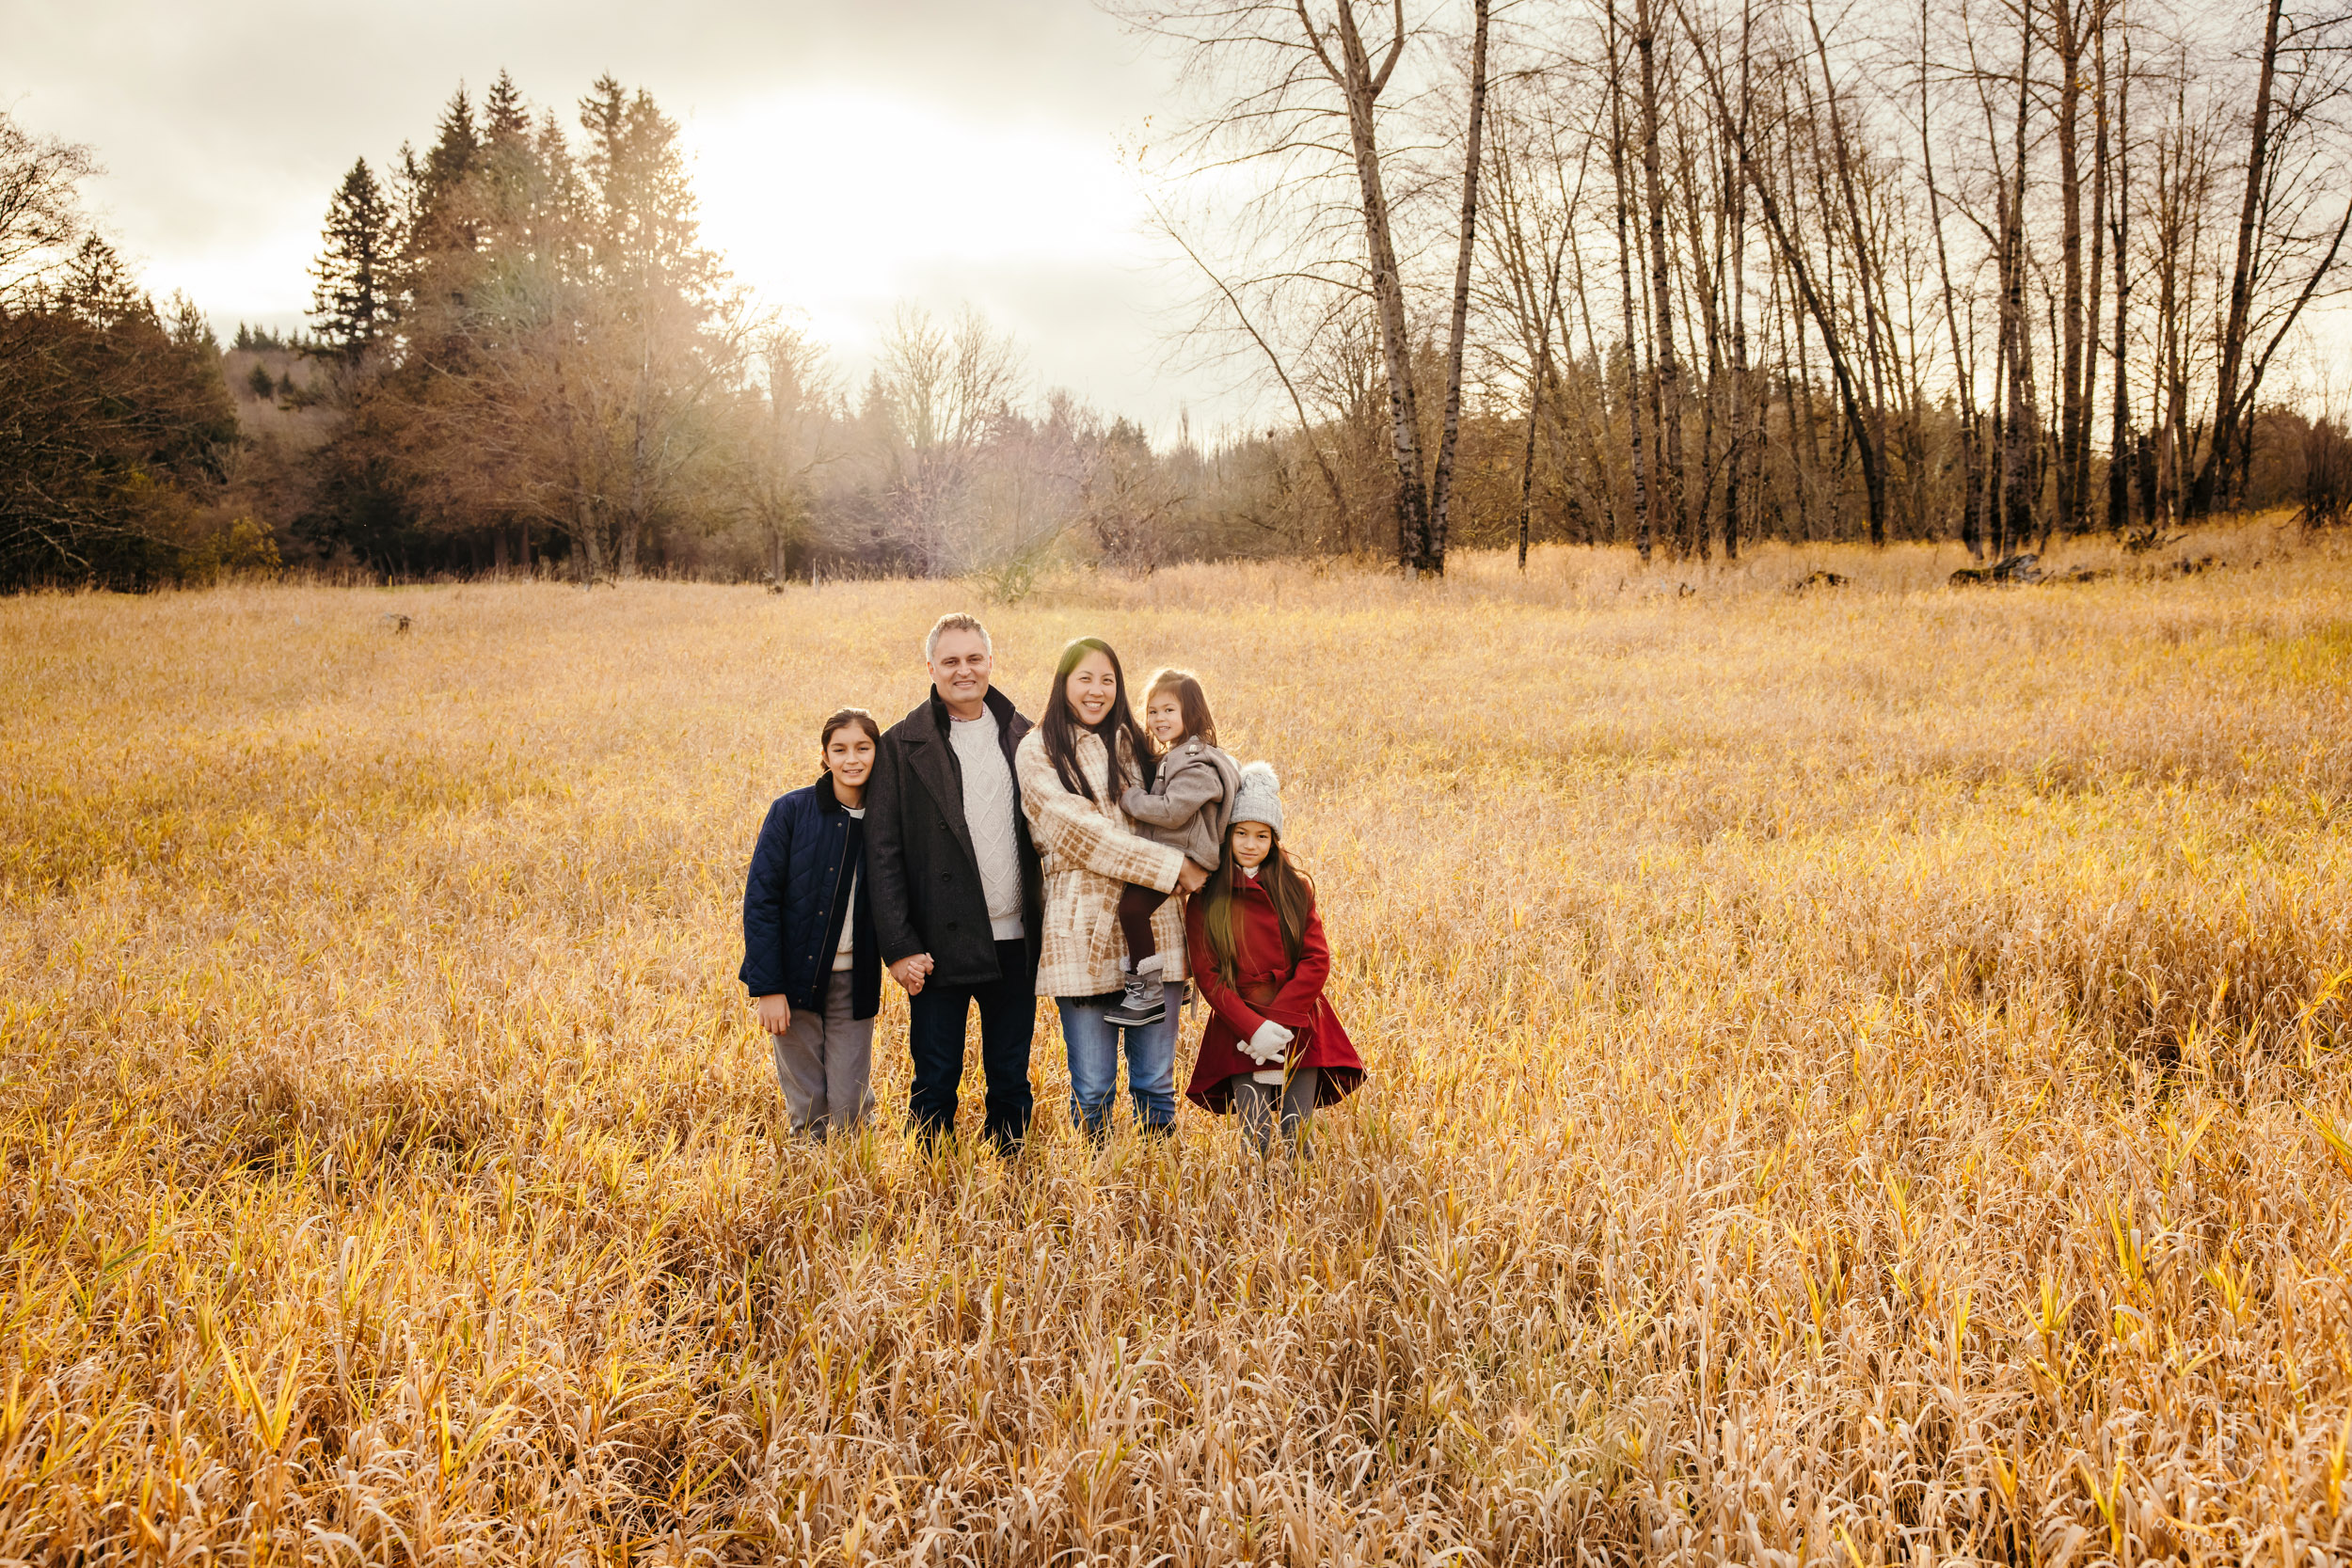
xmin=1183 ymin=763 xmax=1365 ymax=1152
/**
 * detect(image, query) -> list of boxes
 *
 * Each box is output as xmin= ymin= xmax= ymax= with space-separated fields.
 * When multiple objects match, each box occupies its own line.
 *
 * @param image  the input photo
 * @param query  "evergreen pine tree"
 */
xmin=57 ymin=235 xmax=151 ymax=329
xmin=577 ymin=76 xmax=720 ymax=300
xmin=411 ymin=87 xmax=481 ymax=257
xmin=472 ymin=70 xmax=543 ymax=249
xmin=310 ymin=158 xmax=392 ymax=359
xmin=483 ymin=71 xmax=528 ymax=141
xmin=423 ymin=87 xmax=477 ymax=205
xmin=166 ymin=293 xmax=215 ymax=352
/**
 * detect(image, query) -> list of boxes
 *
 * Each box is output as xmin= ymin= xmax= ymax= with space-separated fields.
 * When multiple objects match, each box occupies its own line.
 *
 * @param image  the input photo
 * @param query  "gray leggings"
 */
xmin=1232 ymin=1068 xmax=1319 ymax=1155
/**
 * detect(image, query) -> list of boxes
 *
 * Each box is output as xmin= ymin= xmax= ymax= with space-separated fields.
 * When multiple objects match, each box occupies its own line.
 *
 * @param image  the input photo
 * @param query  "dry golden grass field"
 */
xmin=5 ymin=527 xmax=2352 ymax=1565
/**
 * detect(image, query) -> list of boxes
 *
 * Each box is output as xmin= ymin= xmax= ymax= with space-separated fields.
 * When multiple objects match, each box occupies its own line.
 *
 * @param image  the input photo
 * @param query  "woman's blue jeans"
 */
xmin=1057 ymin=994 xmax=1178 ymax=1141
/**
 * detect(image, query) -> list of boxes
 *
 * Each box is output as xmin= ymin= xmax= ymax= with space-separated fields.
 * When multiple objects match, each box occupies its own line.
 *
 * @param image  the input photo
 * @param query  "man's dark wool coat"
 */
xmin=739 ymin=768 xmax=882 ymax=1018
xmin=865 ymin=686 xmax=1044 ymax=990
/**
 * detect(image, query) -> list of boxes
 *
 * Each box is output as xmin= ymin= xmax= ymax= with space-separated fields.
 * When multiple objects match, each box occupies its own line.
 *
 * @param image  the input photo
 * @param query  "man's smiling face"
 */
xmin=929 ymin=627 xmax=993 ymax=709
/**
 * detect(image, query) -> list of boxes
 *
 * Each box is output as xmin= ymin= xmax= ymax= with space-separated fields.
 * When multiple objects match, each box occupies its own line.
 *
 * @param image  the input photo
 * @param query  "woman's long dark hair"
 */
xmin=1039 ymin=637 xmax=1155 ymax=803
xmin=1200 ymin=822 xmax=1313 ymax=990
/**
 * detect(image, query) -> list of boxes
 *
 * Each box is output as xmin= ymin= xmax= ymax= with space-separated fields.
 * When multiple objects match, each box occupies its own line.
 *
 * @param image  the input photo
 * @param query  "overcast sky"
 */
xmin=3 ymin=0 xmax=1233 ymax=434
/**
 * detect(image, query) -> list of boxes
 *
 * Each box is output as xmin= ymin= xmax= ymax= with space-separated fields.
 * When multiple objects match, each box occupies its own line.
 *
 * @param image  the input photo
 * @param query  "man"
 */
xmin=865 ymin=611 xmax=1045 ymax=1152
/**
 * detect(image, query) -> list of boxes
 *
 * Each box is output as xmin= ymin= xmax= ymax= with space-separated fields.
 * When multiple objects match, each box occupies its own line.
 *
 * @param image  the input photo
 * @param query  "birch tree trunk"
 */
xmin=1610 ymin=2 xmax=1652 ymax=563
xmin=1724 ymin=4 xmax=1752 ymax=561
xmin=1923 ymin=1 xmax=1983 ymax=556
xmin=1636 ymin=0 xmax=1687 ymax=557
xmin=1426 ymin=0 xmax=1492 ymax=573
xmin=1676 ymin=86 xmax=1724 ymax=562
xmin=2106 ymin=8 xmax=2133 ymax=534
xmin=1998 ymin=19 xmax=2041 ymax=553
xmin=2193 ymin=0 xmax=2283 ymax=517
xmin=1315 ymin=1 xmax=1430 ymax=567
xmin=2054 ymin=0 xmax=2089 ymax=539
xmin=2079 ymin=0 xmax=2109 ymax=540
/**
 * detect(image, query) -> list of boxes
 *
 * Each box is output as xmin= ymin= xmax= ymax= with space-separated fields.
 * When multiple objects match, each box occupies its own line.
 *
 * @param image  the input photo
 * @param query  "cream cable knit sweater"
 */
xmin=949 ymin=709 xmax=1025 ymax=941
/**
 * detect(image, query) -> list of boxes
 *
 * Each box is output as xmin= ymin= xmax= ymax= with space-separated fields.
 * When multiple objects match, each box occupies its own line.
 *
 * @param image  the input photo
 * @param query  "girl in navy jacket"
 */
xmin=741 ymin=708 xmax=883 ymax=1136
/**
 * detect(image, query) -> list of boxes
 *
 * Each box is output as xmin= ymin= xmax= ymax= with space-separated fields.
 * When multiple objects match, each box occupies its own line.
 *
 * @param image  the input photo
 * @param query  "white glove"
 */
xmin=1243 ymin=1020 xmax=1294 ymax=1066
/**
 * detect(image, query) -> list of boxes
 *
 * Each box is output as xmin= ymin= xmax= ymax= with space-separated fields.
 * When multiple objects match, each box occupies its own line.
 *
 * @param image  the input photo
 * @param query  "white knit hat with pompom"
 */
xmin=1230 ymin=761 xmax=1283 ymax=834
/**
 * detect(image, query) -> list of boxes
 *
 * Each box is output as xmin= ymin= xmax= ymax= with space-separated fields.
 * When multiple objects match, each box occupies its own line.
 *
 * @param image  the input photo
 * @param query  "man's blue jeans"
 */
xmin=1057 ymin=993 xmax=1178 ymax=1142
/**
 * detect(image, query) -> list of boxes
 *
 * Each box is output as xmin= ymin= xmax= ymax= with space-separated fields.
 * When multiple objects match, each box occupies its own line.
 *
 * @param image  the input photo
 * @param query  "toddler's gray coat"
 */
xmin=1120 ymin=736 xmax=1241 ymax=871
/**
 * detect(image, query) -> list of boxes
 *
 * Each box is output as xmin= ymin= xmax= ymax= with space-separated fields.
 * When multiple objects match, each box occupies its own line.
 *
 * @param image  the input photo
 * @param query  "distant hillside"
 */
xmin=222 ymin=347 xmax=334 ymax=447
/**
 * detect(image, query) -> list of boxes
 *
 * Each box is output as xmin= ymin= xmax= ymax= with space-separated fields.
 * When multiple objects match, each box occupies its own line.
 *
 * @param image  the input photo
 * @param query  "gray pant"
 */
xmin=771 ymin=970 xmax=875 ymax=1137
xmin=1232 ymin=1068 xmax=1320 ymax=1156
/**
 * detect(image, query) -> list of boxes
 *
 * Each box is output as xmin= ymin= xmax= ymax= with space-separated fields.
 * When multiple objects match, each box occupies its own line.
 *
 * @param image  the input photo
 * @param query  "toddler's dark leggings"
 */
xmin=1117 ymin=881 xmax=1168 ymax=964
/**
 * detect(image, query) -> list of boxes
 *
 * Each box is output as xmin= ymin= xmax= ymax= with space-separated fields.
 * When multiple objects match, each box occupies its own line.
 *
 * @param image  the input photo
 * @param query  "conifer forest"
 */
xmin=1 ymin=0 xmax=2346 ymax=591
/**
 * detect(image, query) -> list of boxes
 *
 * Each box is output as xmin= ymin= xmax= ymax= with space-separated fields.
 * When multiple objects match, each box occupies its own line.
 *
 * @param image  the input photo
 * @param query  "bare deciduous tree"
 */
xmin=0 ymin=113 xmax=98 ymax=304
xmin=871 ymin=305 xmax=1025 ymax=575
xmin=1119 ymin=0 xmax=1493 ymax=575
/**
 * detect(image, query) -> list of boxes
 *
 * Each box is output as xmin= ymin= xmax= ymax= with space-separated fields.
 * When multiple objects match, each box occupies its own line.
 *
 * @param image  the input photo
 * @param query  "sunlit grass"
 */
xmin=2 ymin=523 xmax=2349 ymax=1562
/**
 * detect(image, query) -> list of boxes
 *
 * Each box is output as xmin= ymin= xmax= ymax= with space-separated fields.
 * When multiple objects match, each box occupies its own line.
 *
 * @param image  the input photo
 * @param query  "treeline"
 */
xmin=1135 ymin=0 xmax=2352 ymax=569
xmin=249 ymin=72 xmax=1366 ymax=583
xmin=0 ymin=77 xmax=1300 ymax=590
xmin=4 ymin=1 xmax=2349 ymax=592
xmin=0 ymin=117 xmax=261 ymax=590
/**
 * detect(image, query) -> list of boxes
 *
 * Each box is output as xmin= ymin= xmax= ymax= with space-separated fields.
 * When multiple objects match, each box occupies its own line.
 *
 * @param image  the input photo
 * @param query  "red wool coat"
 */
xmin=1183 ymin=875 xmax=1366 ymax=1114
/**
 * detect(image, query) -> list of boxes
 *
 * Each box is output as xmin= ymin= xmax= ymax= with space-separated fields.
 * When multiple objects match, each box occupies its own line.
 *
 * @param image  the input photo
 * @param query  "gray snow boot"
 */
xmin=1103 ymin=956 xmax=1168 ymax=1028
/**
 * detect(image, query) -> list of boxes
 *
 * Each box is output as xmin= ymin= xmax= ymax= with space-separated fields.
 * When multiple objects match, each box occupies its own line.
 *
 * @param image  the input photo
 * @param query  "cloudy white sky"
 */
xmin=3 ymin=0 xmax=1231 ymax=433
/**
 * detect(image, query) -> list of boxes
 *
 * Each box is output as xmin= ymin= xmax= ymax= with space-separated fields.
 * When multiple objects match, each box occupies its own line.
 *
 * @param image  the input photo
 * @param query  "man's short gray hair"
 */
xmin=924 ymin=612 xmax=992 ymax=661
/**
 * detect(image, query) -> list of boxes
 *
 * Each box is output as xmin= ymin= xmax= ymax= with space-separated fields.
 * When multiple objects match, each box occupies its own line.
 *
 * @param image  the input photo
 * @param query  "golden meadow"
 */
xmin=3 ymin=527 xmax=2349 ymax=1565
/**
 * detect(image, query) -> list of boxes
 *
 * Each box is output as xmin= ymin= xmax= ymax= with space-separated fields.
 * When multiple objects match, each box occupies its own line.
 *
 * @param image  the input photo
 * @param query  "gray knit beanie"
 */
xmin=1230 ymin=761 xmax=1283 ymax=834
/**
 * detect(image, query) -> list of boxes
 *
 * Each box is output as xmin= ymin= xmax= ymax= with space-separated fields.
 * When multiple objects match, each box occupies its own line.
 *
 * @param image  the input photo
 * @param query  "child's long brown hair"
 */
xmin=1200 ymin=821 xmax=1314 ymax=990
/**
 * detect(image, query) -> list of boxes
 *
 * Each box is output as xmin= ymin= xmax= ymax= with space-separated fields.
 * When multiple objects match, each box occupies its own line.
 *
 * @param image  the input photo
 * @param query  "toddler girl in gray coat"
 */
xmin=1107 ymin=668 xmax=1240 ymax=1026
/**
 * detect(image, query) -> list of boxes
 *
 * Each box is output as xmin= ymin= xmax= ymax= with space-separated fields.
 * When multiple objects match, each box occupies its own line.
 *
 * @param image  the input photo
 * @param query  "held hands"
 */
xmin=755 ymin=994 xmax=791 ymax=1035
xmin=1242 ymin=1019 xmax=1295 ymax=1066
xmin=1176 ymin=859 xmax=1211 ymax=895
xmin=889 ymin=953 xmax=935 ymax=997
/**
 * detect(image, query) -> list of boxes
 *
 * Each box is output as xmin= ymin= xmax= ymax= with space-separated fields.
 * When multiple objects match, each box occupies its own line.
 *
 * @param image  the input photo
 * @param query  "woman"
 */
xmin=1015 ymin=638 xmax=1209 ymax=1141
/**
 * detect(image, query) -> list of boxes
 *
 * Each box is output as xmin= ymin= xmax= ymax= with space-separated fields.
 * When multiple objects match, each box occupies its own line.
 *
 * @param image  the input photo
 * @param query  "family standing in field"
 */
xmin=739 ymin=612 xmax=1366 ymax=1157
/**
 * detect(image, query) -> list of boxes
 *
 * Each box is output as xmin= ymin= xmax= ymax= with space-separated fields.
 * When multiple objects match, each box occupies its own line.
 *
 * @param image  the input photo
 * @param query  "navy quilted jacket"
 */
xmin=739 ymin=770 xmax=881 ymax=1018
